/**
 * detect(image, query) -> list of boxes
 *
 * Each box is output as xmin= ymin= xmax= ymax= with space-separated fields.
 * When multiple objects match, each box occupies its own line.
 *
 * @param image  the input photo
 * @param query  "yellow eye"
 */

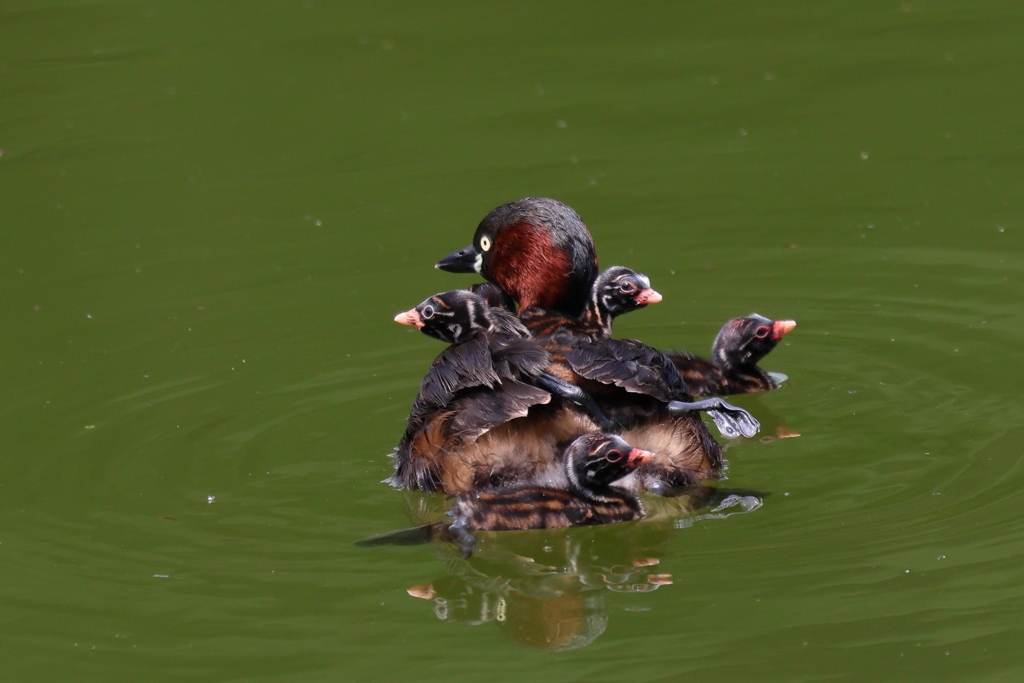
xmin=480 ymin=236 xmax=492 ymax=252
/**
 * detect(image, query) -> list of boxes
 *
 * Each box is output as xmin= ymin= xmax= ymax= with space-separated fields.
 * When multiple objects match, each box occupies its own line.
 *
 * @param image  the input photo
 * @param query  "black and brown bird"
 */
xmin=360 ymin=434 xmax=653 ymax=557
xmin=436 ymin=197 xmax=598 ymax=317
xmin=390 ymin=289 xmax=553 ymax=492
xmin=390 ymin=288 xmax=620 ymax=493
xmin=520 ymin=265 xmax=662 ymax=340
xmin=668 ymin=314 xmax=796 ymax=396
xmin=447 ymin=433 xmax=653 ymax=554
xmin=431 ymin=198 xmax=769 ymax=494
xmin=518 ymin=265 xmax=758 ymax=491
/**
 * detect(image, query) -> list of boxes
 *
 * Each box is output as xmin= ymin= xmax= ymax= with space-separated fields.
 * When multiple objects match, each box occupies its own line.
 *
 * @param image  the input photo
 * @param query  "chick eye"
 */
xmin=755 ymin=326 xmax=770 ymax=338
xmin=479 ymin=236 xmax=492 ymax=252
xmin=421 ymin=305 xmax=435 ymax=320
xmin=619 ymin=282 xmax=637 ymax=294
xmin=605 ymin=450 xmax=624 ymax=463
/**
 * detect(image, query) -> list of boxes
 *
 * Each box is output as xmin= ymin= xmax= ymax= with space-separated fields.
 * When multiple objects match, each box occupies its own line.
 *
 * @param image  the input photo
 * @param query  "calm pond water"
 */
xmin=3 ymin=1 xmax=1023 ymax=681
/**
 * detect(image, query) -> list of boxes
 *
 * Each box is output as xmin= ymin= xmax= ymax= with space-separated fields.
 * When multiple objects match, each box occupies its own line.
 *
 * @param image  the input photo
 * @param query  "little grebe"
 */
xmin=391 ymin=290 xmax=553 ymax=491
xmin=521 ymin=264 xmax=759 ymax=431
xmin=668 ymin=314 xmax=796 ymax=396
xmin=520 ymin=265 xmax=662 ymax=340
xmin=448 ymin=433 xmax=652 ymax=555
xmin=435 ymin=200 xmax=762 ymax=435
xmin=436 ymin=198 xmax=598 ymax=317
xmin=429 ymin=199 xmax=768 ymax=493
xmin=520 ymin=267 xmax=758 ymax=487
xmin=390 ymin=289 xmax=618 ymax=492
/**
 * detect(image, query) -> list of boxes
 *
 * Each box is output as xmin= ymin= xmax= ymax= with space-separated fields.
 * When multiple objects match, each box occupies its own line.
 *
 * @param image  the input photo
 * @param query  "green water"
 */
xmin=3 ymin=1 xmax=1023 ymax=680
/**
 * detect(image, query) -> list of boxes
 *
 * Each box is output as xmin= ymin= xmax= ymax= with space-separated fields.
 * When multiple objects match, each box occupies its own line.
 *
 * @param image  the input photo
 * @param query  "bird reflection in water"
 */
xmin=391 ymin=486 xmax=765 ymax=651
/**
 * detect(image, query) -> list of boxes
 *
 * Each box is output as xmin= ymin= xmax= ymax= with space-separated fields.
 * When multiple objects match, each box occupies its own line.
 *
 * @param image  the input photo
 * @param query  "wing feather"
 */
xmin=567 ymin=338 xmax=689 ymax=401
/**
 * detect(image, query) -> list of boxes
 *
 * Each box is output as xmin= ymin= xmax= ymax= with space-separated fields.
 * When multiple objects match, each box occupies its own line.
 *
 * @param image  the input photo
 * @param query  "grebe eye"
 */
xmin=479 ymin=236 xmax=492 ymax=252
xmin=755 ymin=326 xmax=770 ymax=338
xmin=605 ymin=450 xmax=624 ymax=463
xmin=421 ymin=305 xmax=435 ymax=320
xmin=619 ymin=282 xmax=637 ymax=293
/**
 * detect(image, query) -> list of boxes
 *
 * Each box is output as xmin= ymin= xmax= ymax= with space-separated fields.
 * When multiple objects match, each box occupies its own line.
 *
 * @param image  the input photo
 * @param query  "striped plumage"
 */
xmin=466 ymin=282 xmax=516 ymax=311
xmin=519 ymin=265 xmax=665 ymax=391
xmin=389 ymin=278 xmax=659 ymax=494
xmin=451 ymin=487 xmax=643 ymax=530
xmin=427 ymin=200 xmax=772 ymax=495
xmin=397 ymin=266 xmax=734 ymax=494
xmin=668 ymin=314 xmax=796 ymax=397
xmin=449 ymin=434 xmax=650 ymax=534
xmin=390 ymin=290 xmax=553 ymax=491
xmin=519 ymin=267 xmax=727 ymax=491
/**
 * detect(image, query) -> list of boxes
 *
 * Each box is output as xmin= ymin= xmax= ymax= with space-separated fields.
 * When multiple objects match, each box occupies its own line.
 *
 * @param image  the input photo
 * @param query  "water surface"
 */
xmin=2 ymin=2 xmax=1024 ymax=681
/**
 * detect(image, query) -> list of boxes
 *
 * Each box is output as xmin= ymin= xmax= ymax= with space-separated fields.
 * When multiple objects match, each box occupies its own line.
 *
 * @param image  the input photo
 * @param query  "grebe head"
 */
xmin=712 ymin=314 xmax=796 ymax=368
xmin=590 ymin=266 xmax=662 ymax=319
xmin=564 ymin=433 xmax=653 ymax=491
xmin=436 ymin=198 xmax=599 ymax=316
xmin=394 ymin=290 xmax=494 ymax=345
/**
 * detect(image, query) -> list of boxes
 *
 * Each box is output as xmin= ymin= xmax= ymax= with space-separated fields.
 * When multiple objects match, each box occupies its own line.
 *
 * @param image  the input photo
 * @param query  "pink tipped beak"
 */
xmin=394 ymin=308 xmax=424 ymax=328
xmin=634 ymin=289 xmax=663 ymax=305
xmin=772 ymin=320 xmax=796 ymax=340
xmin=626 ymin=447 xmax=655 ymax=468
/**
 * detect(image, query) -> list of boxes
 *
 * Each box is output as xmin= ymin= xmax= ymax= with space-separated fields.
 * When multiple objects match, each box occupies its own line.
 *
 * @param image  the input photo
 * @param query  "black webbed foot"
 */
xmin=666 ymin=398 xmax=760 ymax=438
xmin=531 ymin=372 xmax=623 ymax=432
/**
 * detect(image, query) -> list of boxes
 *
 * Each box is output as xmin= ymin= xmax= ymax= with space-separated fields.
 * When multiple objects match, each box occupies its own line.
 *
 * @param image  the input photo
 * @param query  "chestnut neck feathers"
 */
xmin=475 ymin=198 xmax=599 ymax=316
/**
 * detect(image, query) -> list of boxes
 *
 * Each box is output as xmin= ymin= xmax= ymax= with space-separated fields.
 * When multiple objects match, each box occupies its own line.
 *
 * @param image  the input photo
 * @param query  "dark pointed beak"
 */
xmin=625 ymin=448 xmax=655 ymax=468
xmin=435 ymin=245 xmax=479 ymax=273
xmin=394 ymin=308 xmax=424 ymax=328
xmin=633 ymin=288 xmax=663 ymax=305
xmin=771 ymin=320 xmax=796 ymax=340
